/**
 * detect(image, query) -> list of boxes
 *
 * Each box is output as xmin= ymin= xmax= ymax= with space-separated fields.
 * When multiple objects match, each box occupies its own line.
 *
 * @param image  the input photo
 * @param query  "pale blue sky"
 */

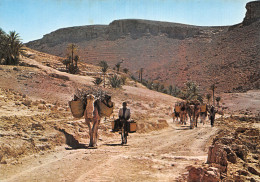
xmin=0 ymin=0 xmax=252 ymax=43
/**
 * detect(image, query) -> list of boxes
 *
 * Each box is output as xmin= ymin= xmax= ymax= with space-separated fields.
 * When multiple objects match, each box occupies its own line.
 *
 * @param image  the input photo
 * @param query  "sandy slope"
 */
xmin=1 ymin=120 xmax=218 ymax=182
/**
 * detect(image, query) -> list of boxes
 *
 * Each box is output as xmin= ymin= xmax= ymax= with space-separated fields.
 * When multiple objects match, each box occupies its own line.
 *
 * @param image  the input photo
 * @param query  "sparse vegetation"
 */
xmin=121 ymin=75 xmax=127 ymax=85
xmin=123 ymin=68 xmax=129 ymax=74
xmin=210 ymin=83 xmax=216 ymax=106
xmin=206 ymin=93 xmax=211 ymax=104
xmin=93 ymin=77 xmax=103 ymax=86
xmin=63 ymin=43 xmax=80 ymax=74
xmin=99 ymin=61 xmax=109 ymax=88
xmin=109 ymin=75 xmax=121 ymax=88
xmin=115 ymin=62 xmax=121 ymax=73
xmin=216 ymin=96 xmax=221 ymax=106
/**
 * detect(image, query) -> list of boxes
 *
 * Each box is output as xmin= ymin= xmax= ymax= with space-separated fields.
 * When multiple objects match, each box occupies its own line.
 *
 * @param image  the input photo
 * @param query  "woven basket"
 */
xmin=175 ymin=106 xmax=181 ymax=113
xmin=68 ymin=100 xmax=85 ymax=118
xmin=99 ymin=101 xmax=114 ymax=117
xmin=200 ymin=104 xmax=207 ymax=112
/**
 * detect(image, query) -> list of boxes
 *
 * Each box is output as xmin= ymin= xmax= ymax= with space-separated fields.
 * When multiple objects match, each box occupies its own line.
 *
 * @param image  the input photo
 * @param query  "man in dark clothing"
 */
xmin=113 ymin=102 xmax=131 ymax=131
xmin=209 ymin=106 xmax=216 ymax=127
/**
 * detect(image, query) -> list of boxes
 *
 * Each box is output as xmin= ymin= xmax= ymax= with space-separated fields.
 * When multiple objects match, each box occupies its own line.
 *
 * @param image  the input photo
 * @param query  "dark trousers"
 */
xmin=210 ymin=116 xmax=215 ymax=127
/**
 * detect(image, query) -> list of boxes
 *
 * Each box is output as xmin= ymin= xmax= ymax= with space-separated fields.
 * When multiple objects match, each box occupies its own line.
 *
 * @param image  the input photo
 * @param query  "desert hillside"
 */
xmin=0 ymin=1 xmax=259 ymax=181
xmin=26 ymin=1 xmax=260 ymax=93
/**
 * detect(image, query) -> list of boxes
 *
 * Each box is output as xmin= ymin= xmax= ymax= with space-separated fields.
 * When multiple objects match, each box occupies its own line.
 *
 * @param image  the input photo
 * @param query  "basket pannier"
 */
xmin=99 ymin=101 xmax=114 ymax=117
xmin=127 ymin=120 xmax=137 ymax=133
xmin=68 ymin=100 xmax=85 ymax=118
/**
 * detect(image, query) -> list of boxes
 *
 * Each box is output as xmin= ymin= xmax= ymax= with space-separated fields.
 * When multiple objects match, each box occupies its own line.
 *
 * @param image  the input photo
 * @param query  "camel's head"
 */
xmin=87 ymin=94 xmax=95 ymax=102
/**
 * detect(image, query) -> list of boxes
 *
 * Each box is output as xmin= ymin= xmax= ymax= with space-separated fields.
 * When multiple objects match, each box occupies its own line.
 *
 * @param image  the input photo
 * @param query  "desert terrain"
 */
xmin=1 ymin=1 xmax=260 ymax=181
xmin=0 ymin=47 xmax=259 ymax=182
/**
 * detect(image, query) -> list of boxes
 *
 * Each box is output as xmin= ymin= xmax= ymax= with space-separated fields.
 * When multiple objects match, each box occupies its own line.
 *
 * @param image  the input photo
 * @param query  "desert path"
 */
xmin=1 ymin=121 xmax=218 ymax=182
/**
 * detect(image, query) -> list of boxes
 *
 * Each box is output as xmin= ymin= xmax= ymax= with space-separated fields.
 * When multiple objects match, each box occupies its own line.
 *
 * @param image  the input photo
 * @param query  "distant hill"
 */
xmin=26 ymin=1 xmax=260 ymax=93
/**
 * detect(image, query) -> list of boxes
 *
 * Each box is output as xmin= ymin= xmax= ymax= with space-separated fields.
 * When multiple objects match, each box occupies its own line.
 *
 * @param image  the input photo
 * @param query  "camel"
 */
xmin=200 ymin=104 xmax=208 ymax=125
xmin=186 ymin=101 xmax=201 ymax=129
xmin=179 ymin=102 xmax=188 ymax=125
xmin=172 ymin=103 xmax=181 ymax=123
xmin=84 ymin=94 xmax=113 ymax=147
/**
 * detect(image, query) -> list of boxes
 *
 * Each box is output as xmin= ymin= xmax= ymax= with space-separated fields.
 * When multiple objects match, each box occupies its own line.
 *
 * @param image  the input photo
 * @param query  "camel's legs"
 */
xmin=92 ymin=119 xmax=100 ymax=146
xmin=85 ymin=118 xmax=94 ymax=147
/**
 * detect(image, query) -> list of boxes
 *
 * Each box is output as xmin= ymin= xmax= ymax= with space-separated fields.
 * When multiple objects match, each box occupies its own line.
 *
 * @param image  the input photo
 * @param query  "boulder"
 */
xmin=207 ymin=144 xmax=228 ymax=172
xmin=187 ymin=166 xmax=220 ymax=182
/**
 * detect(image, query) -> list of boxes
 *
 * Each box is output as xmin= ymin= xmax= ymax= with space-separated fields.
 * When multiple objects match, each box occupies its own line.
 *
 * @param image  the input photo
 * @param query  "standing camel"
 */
xmin=186 ymin=101 xmax=200 ymax=129
xmin=179 ymin=102 xmax=187 ymax=125
xmin=84 ymin=94 xmax=113 ymax=147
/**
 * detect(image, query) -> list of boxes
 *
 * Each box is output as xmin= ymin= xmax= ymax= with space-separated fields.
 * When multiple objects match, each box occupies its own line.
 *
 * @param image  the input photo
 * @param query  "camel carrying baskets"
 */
xmin=200 ymin=104 xmax=207 ymax=113
xmin=68 ymin=100 xmax=85 ymax=118
xmin=175 ymin=105 xmax=181 ymax=113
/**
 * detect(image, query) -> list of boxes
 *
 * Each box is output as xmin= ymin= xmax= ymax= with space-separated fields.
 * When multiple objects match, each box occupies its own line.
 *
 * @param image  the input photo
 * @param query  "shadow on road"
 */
xmin=104 ymin=143 xmax=128 ymax=147
xmin=175 ymin=126 xmax=191 ymax=130
xmin=58 ymin=128 xmax=95 ymax=150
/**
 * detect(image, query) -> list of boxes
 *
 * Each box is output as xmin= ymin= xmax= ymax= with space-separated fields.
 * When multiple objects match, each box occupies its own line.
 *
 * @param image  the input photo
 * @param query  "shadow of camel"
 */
xmin=59 ymin=128 xmax=91 ymax=150
xmin=104 ymin=143 xmax=128 ymax=146
xmin=175 ymin=126 xmax=191 ymax=130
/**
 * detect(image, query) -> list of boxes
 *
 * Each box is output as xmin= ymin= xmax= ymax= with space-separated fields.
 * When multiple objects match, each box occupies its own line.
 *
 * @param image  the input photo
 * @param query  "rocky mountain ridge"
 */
xmin=26 ymin=1 xmax=260 ymax=93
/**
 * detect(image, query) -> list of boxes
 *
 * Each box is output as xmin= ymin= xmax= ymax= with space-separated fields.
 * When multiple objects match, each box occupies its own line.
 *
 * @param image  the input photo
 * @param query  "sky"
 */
xmin=0 ymin=0 xmax=253 ymax=43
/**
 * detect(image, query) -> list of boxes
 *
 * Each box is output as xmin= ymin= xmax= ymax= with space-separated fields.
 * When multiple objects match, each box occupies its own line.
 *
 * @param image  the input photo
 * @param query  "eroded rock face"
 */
xmin=243 ymin=1 xmax=260 ymax=25
xmin=204 ymin=124 xmax=260 ymax=181
xmin=107 ymin=19 xmax=202 ymax=40
xmin=187 ymin=166 xmax=220 ymax=182
xmin=26 ymin=19 xmax=213 ymax=47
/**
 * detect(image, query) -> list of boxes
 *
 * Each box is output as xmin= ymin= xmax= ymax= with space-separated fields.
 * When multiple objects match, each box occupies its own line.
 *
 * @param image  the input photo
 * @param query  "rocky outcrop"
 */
xmin=26 ymin=1 xmax=260 ymax=93
xmin=26 ymin=19 xmax=221 ymax=47
xmin=243 ymin=1 xmax=260 ymax=25
xmin=27 ymin=25 xmax=107 ymax=46
xmin=187 ymin=166 xmax=220 ymax=182
xmin=190 ymin=120 xmax=260 ymax=181
xmin=107 ymin=19 xmax=205 ymax=40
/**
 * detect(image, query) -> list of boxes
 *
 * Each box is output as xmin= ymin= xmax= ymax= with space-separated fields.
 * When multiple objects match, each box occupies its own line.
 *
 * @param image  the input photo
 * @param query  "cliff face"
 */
xmin=243 ymin=0 xmax=260 ymax=25
xmin=27 ymin=19 xmax=219 ymax=47
xmin=26 ymin=1 xmax=260 ymax=93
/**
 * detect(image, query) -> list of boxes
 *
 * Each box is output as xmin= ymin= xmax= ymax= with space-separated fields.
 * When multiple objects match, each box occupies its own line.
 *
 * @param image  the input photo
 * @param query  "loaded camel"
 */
xmin=177 ymin=101 xmax=201 ymax=129
xmin=69 ymin=93 xmax=113 ymax=148
xmin=84 ymin=94 xmax=113 ymax=147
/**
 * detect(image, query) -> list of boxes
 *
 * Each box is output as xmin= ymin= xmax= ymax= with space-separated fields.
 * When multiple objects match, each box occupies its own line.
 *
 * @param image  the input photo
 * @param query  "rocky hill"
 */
xmin=26 ymin=1 xmax=260 ymax=93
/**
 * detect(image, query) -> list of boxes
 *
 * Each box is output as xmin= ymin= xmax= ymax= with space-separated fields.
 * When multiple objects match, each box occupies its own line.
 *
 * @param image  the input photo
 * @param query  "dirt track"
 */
xmin=1 ymin=120 xmax=218 ymax=182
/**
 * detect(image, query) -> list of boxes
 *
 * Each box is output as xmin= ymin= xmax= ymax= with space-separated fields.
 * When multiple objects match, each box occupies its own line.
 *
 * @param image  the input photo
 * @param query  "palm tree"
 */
xmin=0 ymin=29 xmax=6 ymax=62
xmin=123 ymin=68 xmax=129 ymax=74
xmin=216 ymin=96 xmax=221 ymax=106
xmin=206 ymin=93 xmax=211 ymax=104
xmin=168 ymin=85 xmax=173 ymax=95
xmin=99 ymin=61 xmax=109 ymax=88
xmin=62 ymin=59 xmax=70 ymax=71
xmin=140 ymin=68 xmax=144 ymax=83
xmin=115 ymin=62 xmax=121 ymax=73
xmin=93 ymin=77 xmax=103 ymax=86
xmin=210 ymin=84 xmax=216 ymax=106
xmin=185 ymin=81 xmax=199 ymax=100
xmin=74 ymin=55 xmax=79 ymax=68
xmin=67 ymin=43 xmax=77 ymax=65
xmin=6 ymin=31 xmax=24 ymax=65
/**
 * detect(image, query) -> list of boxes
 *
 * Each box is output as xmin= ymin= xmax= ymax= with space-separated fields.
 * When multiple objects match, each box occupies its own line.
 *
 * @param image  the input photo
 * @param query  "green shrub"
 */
xmin=93 ymin=77 xmax=103 ymax=85
xmin=121 ymin=75 xmax=127 ymax=85
xmin=109 ymin=75 xmax=121 ymax=88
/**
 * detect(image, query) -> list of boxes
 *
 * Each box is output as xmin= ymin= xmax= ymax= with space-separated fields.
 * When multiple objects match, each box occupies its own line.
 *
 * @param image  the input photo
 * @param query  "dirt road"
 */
xmin=1 ymin=120 xmax=218 ymax=182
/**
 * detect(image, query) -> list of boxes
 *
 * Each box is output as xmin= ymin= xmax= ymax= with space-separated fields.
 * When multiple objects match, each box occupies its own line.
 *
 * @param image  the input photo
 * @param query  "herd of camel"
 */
xmin=70 ymin=92 xmax=221 ymax=147
xmin=172 ymin=100 xmax=216 ymax=129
